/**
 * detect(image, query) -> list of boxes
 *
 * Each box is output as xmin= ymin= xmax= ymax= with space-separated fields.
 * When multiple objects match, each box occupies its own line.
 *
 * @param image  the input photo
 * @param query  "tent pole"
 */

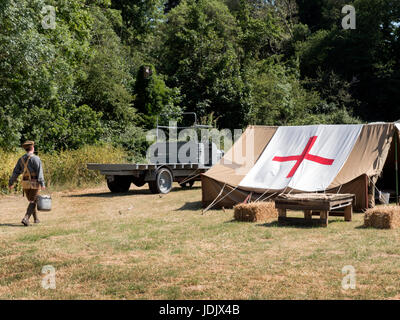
xmin=396 ymin=132 xmax=399 ymax=205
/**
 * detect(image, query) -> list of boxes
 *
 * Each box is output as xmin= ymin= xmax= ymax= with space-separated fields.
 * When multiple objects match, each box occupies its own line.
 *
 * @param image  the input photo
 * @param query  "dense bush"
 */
xmin=0 ymin=145 xmax=127 ymax=193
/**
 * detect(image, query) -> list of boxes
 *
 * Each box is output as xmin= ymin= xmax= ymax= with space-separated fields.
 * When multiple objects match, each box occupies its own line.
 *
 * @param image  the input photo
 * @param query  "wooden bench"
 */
xmin=275 ymin=193 xmax=355 ymax=227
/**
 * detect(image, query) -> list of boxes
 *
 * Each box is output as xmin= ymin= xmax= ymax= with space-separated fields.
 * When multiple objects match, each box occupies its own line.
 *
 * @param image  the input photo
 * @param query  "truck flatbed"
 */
xmin=87 ymin=163 xmax=207 ymax=173
xmin=86 ymin=162 xmax=210 ymax=194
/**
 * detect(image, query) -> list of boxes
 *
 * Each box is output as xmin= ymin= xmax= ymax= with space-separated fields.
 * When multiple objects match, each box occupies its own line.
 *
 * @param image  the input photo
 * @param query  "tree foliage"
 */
xmin=295 ymin=0 xmax=400 ymax=121
xmin=134 ymin=65 xmax=182 ymax=129
xmin=158 ymin=0 xmax=250 ymax=129
xmin=1 ymin=0 xmax=398 ymax=154
xmin=0 ymin=0 xmax=142 ymax=152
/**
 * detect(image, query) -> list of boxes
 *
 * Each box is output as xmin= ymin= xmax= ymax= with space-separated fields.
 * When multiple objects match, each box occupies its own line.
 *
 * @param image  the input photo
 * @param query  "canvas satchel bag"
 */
xmin=21 ymin=155 xmax=40 ymax=190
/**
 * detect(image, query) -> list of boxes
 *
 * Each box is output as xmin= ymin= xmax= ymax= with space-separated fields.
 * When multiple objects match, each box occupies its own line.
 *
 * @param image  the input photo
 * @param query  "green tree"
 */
xmin=245 ymin=57 xmax=359 ymax=125
xmin=0 ymin=0 xmax=98 ymax=151
xmin=0 ymin=0 xmax=140 ymax=152
xmin=159 ymin=0 xmax=249 ymax=129
xmin=296 ymin=0 xmax=400 ymax=121
xmin=133 ymin=65 xmax=182 ymax=129
xmin=111 ymin=0 xmax=165 ymax=45
xmin=78 ymin=4 xmax=135 ymax=122
xmin=226 ymin=0 xmax=284 ymax=61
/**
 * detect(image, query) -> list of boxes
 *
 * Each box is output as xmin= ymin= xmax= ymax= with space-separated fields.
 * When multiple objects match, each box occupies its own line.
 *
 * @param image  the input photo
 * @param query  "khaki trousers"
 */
xmin=24 ymin=188 xmax=39 ymax=203
xmin=23 ymin=188 xmax=40 ymax=223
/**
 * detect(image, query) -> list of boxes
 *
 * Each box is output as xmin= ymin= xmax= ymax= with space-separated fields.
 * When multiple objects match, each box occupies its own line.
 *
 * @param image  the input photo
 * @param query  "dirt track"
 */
xmin=0 ymin=184 xmax=164 ymax=228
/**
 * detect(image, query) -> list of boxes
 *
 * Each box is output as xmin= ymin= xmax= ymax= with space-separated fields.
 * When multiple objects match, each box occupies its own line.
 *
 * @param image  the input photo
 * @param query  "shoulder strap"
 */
xmin=22 ymin=155 xmax=32 ymax=181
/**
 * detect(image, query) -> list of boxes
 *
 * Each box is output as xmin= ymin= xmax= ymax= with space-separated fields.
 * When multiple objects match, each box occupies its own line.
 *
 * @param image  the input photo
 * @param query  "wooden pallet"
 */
xmin=275 ymin=193 xmax=355 ymax=227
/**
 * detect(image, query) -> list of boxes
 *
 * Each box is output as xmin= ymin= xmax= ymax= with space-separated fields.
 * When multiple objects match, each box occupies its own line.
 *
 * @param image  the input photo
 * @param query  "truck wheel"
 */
xmin=132 ymin=176 xmax=146 ymax=187
xmin=107 ymin=176 xmax=131 ymax=193
xmin=180 ymin=180 xmax=195 ymax=189
xmin=148 ymin=168 xmax=173 ymax=194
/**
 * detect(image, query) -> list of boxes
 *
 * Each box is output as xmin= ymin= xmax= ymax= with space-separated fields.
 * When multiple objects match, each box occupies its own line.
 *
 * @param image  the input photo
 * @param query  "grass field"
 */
xmin=1 ymin=182 xmax=400 ymax=299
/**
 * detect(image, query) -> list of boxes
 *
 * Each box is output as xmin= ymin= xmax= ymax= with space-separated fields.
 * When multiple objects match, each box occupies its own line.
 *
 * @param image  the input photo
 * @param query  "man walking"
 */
xmin=8 ymin=141 xmax=46 ymax=226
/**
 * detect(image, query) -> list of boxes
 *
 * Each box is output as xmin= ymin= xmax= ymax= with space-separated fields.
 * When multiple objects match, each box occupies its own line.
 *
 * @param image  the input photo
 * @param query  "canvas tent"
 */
xmin=202 ymin=123 xmax=399 ymax=211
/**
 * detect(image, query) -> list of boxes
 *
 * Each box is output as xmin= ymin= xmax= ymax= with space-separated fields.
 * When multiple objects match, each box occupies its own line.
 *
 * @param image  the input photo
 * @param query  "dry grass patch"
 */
xmin=364 ymin=205 xmax=400 ymax=229
xmin=233 ymin=201 xmax=277 ymax=222
xmin=1 ymin=183 xmax=400 ymax=299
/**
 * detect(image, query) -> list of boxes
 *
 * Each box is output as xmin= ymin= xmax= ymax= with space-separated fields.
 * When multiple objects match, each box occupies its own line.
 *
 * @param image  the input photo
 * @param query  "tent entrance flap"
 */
xmin=375 ymin=132 xmax=400 ymax=203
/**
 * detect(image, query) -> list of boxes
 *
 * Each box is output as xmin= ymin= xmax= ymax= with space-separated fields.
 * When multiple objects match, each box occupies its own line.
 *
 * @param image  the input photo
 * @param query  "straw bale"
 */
xmin=364 ymin=206 xmax=400 ymax=229
xmin=234 ymin=202 xmax=278 ymax=222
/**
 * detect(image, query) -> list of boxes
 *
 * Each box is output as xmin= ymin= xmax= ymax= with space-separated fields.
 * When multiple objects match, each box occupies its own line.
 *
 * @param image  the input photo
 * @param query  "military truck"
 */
xmin=87 ymin=113 xmax=224 ymax=194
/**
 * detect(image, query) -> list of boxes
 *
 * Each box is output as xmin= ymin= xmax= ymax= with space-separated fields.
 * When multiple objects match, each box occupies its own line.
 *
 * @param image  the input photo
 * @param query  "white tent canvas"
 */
xmin=239 ymin=124 xmax=363 ymax=191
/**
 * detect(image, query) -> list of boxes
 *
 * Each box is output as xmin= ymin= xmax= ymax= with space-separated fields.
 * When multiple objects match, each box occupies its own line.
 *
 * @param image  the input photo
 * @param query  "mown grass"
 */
xmin=0 ymin=144 xmax=127 ymax=193
xmin=17 ymin=229 xmax=80 ymax=243
xmin=0 ymin=183 xmax=400 ymax=299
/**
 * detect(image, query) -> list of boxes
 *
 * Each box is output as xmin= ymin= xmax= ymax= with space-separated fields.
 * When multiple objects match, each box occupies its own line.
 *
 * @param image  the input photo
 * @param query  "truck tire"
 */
xmin=107 ymin=176 xmax=131 ymax=193
xmin=132 ymin=176 xmax=146 ymax=187
xmin=148 ymin=168 xmax=173 ymax=194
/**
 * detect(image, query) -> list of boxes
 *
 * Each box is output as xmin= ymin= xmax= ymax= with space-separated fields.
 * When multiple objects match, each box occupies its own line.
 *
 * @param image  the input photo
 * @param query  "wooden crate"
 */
xmin=275 ymin=193 xmax=355 ymax=227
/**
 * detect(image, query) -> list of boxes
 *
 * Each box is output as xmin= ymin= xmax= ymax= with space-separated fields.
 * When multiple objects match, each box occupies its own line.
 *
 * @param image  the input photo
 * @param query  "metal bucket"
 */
xmin=37 ymin=195 xmax=52 ymax=211
xmin=378 ymin=191 xmax=390 ymax=205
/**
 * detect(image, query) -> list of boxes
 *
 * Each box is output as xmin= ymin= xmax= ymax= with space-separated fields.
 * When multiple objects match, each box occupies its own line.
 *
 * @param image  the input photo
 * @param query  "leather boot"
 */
xmin=21 ymin=203 xmax=35 ymax=226
xmin=21 ymin=214 xmax=30 ymax=226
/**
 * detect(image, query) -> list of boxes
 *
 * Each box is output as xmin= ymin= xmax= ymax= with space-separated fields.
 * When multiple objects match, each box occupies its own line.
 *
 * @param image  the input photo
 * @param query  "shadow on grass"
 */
xmin=255 ymin=219 xmax=345 ymax=229
xmin=0 ymin=223 xmax=25 ymax=228
xmin=64 ymin=185 xmax=201 ymax=198
xmin=224 ymin=219 xmax=238 ymax=223
xmin=225 ymin=218 xmax=324 ymax=228
xmin=177 ymin=186 xmax=202 ymax=191
xmin=64 ymin=189 xmax=152 ymax=198
xmin=355 ymin=225 xmax=375 ymax=229
xmin=176 ymin=201 xmax=203 ymax=211
xmin=254 ymin=221 xmax=317 ymax=229
xmin=224 ymin=215 xmax=348 ymax=228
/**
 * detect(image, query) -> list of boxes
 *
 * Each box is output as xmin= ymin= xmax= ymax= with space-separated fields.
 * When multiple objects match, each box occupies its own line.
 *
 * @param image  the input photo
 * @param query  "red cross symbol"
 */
xmin=272 ymin=136 xmax=334 ymax=178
